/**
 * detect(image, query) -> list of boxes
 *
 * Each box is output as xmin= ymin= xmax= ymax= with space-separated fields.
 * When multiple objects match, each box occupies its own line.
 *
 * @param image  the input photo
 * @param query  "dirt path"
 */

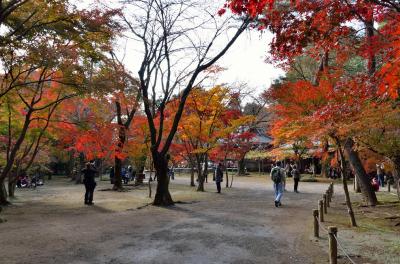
xmin=0 ymin=176 xmax=332 ymax=264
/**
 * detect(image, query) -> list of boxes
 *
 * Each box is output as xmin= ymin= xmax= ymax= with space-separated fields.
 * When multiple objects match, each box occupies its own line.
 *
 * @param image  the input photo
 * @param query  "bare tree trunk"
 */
xmin=225 ymin=164 xmax=229 ymax=188
xmin=337 ymin=143 xmax=357 ymax=227
xmin=344 ymin=138 xmax=378 ymax=206
xmin=391 ymin=156 xmax=400 ymax=182
xmin=153 ymin=152 xmax=174 ymax=206
xmin=196 ymin=155 xmax=205 ymax=192
xmin=190 ymin=162 xmax=195 ymax=187
xmin=390 ymin=156 xmax=400 ymax=200
xmin=148 ymin=177 xmax=152 ymax=198
xmin=113 ymin=110 xmax=126 ymax=190
xmin=75 ymin=152 xmax=85 ymax=184
xmin=113 ymin=156 xmax=123 ymax=190
xmin=238 ymin=157 xmax=246 ymax=175
xmin=202 ymin=154 xmax=209 ymax=184
xmin=354 ymin=176 xmax=361 ymax=193
xmin=0 ymin=110 xmax=32 ymax=190
xmin=7 ymin=182 xmax=16 ymax=197
xmin=7 ymin=174 xmax=16 ymax=198
xmin=321 ymin=139 xmax=329 ymax=178
xmin=8 ymin=166 xmax=19 ymax=198
xmin=0 ymin=179 xmax=9 ymax=206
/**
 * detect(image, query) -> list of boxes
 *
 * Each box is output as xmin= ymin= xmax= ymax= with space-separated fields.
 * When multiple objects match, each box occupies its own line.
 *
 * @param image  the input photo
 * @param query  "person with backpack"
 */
xmin=271 ymin=162 xmax=284 ymax=207
xmin=82 ymin=162 xmax=97 ymax=205
xmin=292 ymin=164 xmax=301 ymax=193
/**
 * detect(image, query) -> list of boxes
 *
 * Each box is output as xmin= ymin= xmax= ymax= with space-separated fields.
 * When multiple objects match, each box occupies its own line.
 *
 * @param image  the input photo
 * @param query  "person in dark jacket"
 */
xmin=292 ymin=164 xmax=300 ymax=193
xmin=215 ymin=163 xmax=223 ymax=193
xmin=82 ymin=162 xmax=97 ymax=205
xmin=109 ymin=166 xmax=115 ymax=184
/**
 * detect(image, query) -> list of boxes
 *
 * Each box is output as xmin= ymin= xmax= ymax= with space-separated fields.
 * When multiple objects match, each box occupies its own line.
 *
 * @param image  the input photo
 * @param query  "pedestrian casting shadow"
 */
xmin=98 ymin=185 xmax=148 ymax=192
xmin=135 ymin=200 xmax=200 ymax=211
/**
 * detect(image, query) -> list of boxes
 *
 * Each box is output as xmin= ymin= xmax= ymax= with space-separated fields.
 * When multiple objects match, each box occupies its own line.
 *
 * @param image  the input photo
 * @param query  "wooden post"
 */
xmin=313 ymin=209 xmax=319 ymax=237
xmin=323 ymin=194 xmax=328 ymax=214
xmin=388 ymin=182 xmax=391 ymax=192
xmin=326 ymin=191 xmax=330 ymax=207
xmin=319 ymin=200 xmax=324 ymax=222
xmin=331 ymin=183 xmax=334 ymax=195
xmin=328 ymin=226 xmax=338 ymax=264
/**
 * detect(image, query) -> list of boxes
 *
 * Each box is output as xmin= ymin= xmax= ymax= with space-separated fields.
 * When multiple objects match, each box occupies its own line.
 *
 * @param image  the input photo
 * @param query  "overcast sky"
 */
xmin=79 ymin=1 xmax=284 ymax=97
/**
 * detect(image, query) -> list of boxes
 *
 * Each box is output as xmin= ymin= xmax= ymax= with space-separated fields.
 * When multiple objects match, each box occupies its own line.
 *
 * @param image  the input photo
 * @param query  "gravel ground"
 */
xmin=0 ymin=175 xmax=340 ymax=264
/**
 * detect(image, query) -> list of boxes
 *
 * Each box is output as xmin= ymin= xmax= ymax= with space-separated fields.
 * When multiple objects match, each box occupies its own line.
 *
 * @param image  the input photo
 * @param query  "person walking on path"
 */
xmin=376 ymin=164 xmax=385 ymax=188
xmin=82 ymin=162 xmax=97 ymax=205
xmin=168 ymin=165 xmax=175 ymax=180
xmin=215 ymin=162 xmax=224 ymax=193
xmin=292 ymin=164 xmax=301 ymax=193
xmin=271 ymin=162 xmax=284 ymax=207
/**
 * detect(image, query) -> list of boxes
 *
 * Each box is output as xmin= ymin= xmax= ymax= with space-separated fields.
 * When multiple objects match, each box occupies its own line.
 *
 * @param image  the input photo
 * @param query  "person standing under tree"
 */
xmin=215 ymin=162 xmax=223 ymax=193
xmin=271 ymin=162 xmax=284 ymax=207
xmin=292 ymin=164 xmax=300 ymax=193
xmin=82 ymin=162 xmax=97 ymax=205
xmin=109 ymin=166 xmax=114 ymax=184
xmin=377 ymin=164 xmax=385 ymax=188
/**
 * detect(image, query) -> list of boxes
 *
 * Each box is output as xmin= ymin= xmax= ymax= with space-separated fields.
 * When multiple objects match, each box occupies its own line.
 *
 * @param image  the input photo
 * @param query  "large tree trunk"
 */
xmin=354 ymin=176 xmax=361 ymax=193
xmin=238 ymin=157 xmax=246 ymax=175
xmin=0 ymin=179 xmax=9 ymax=206
xmin=190 ymin=161 xmax=195 ymax=187
xmin=113 ymin=123 xmax=126 ymax=190
xmin=224 ymin=158 xmax=229 ymax=188
xmin=391 ymin=156 xmax=400 ymax=183
xmin=153 ymin=152 xmax=174 ymax=206
xmin=7 ymin=182 xmax=15 ymax=198
xmin=344 ymin=138 xmax=378 ymax=206
xmin=0 ymin=111 xmax=32 ymax=190
xmin=338 ymin=144 xmax=357 ymax=227
xmin=7 ymin=169 xmax=18 ymax=198
xmin=189 ymin=158 xmax=196 ymax=187
xmin=321 ymin=139 xmax=329 ymax=178
xmin=196 ymin=155 xmax=205 ymax=192
xmin=202 ymin=154 xmax=209 ymax=184
xmin=7 ymin=176 xmax=16 ymax=198
xmin=113 ymin=156 xmax=123 ymax=190
xmin=390 ymin=156 xmax=400 ymax=200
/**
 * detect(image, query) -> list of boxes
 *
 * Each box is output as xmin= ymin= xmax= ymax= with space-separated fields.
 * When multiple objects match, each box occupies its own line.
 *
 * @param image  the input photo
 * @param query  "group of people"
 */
xmin=270 ymin=162 xmax=301 ymax=208
xmin=109 ymin=165 xmax=136 ymax=184
xmin=371 ymin=163 xmax=394 ymax=191
xmin=81 ymin=159 xmax=304 ymax=206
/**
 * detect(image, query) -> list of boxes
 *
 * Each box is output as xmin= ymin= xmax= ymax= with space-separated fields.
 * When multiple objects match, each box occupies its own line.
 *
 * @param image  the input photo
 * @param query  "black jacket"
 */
xmin=82 ymin=168 xmax=97 ymax=185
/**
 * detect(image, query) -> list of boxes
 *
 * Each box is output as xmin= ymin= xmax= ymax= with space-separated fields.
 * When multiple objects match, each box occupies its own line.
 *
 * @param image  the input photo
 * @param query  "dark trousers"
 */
xmin=216 ymin=182 xmax=221 ymax=193
xmin=84 ymin=183 xmax=96 ymax=204
xmin=294 ymin=178 xmax=299 ymax=192
xmin=378 ymin=175 xmax=385 ymax=187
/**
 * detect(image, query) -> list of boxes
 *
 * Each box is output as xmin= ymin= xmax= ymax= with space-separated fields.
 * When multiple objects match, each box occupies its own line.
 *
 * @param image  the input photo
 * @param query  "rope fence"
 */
xmin=312 ymin=183 xmax=357 ymax=264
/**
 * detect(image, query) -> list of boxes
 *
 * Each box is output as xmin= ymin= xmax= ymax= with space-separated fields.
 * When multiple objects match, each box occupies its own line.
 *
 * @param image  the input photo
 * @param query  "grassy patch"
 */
xmin=376 ymin=192 xmax=400 ymax=206
xmin=300 ymin=175 xmax=318 ymax=182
